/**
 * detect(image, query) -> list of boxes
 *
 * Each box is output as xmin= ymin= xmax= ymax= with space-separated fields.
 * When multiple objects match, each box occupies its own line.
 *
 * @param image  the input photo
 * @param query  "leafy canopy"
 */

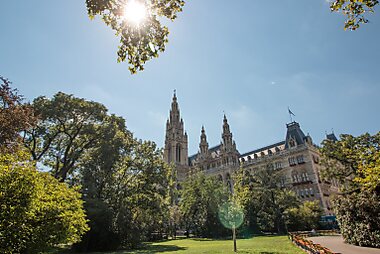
xmin=0 ymin=150 xmax=88 ymax=254
xmin=0 ymin=76 xmax=35 ymax=152
xmin=86 ymin=0 xmax=185 ymax=74
xmin=330 ymin=0 xmax=378 ymax=30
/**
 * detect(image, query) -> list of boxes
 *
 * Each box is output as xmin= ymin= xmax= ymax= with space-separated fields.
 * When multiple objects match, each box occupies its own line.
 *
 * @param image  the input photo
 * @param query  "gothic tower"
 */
xmin=164 ymin=91 xmax=189 ymax=180
xmin=221 ymin=114 xmax=237 ymax=153
xmin=199 ymin=126 xmax=209 ymax=159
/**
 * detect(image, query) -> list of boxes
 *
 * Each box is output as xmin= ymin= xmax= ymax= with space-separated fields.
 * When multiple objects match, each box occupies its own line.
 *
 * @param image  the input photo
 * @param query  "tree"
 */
xmin=233 ymin=168 xmax=299 ymax=234
xmin=179 ymin=172 xmax=229 ymax=238
xmin=86 ymin=0 xmax=185 ymax=74
xmin=74 ymin=132 xmax=172 ymax=251
xmin=286 ymin=201 xmax=322 ymax=232
xmin=320 ymin=132 xmax=380 ymax=193
xmin=23 ymin=92 xmax=109 ymax=181
xmin=320 ymin=131 xmax=380 ymax=247
xmin=0 ymin=150 xmax=88 ymax=254
xmin=330 ymin=0 xmax=379 ymax=30
xmin=0 ymin=76 xmax=35 ymax=152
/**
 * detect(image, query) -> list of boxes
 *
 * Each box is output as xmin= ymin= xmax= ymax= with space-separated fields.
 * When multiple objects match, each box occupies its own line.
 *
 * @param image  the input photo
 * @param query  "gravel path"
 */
xmin=307 ymin=235 xmax=380 ymax=254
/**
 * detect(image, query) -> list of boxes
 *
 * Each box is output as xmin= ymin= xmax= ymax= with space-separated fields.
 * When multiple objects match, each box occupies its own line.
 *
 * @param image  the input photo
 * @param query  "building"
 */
xmin=163 ymin=92 xmax=338 ymax=215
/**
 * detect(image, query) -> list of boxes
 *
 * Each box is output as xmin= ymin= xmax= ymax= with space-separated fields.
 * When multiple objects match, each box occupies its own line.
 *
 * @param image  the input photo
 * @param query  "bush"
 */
xmin=0 ymin=151 xmax=89 ymax=254
xmin=333 ymin=191 xmax=380 ymax=248
xmin=286 ymin=201 xmax=322 ymax=232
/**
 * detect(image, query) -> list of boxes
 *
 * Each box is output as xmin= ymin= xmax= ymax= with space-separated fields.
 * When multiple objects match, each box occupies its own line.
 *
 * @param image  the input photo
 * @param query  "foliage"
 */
xmin=0 ymin=150 xmax=88 ymax=254
xmin=0 ymin=76 xmax=35 ymax=152
xmin=179 ymin=172 xmax=229 ymax=238
xmin=233 ymin=168 xmax=300 ymax=233
xmin=330 ymin=0 xmax=378 ymax=30
xmin=286 ymin=201 xmax=323 ymax=232
xmin=321 ymin=131 xmax=380 ymax=247
xmin=85 ymin=0 xmax=185 ymax=74
xmin=333 ymin=190 xmax=380 ymax=247
xmin=23 ymin=92 xmax=109 ymax=181
xmin=74 ymin=126 xmax=171 ymax=251
xmin=320 ymin=132 xmax=380 ymax=193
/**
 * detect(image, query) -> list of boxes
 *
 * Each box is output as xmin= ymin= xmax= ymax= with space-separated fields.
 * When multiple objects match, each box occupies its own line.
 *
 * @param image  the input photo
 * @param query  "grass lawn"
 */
xmin=51 ymin=235 xmax=304 ymax=254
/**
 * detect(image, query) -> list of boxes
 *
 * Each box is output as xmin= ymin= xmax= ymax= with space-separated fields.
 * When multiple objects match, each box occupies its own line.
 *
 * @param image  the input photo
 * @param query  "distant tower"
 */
xmin=164 ymin=91 xmax=189 ymax=180
xmin=221 ymin=114 xmax=237 ymax=152
xmin=199 ymin=126 xmax=209 ymax=158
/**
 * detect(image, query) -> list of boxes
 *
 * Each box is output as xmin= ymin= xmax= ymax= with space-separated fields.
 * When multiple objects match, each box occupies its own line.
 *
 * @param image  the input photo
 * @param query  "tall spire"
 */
xmin=170 ymin=90 xmax=180 ymax=125
xmin=164 ymin=91 xmax=188 ymax=168
xmin=199 ymin=125 xmax=209 ymax=156
xmin=222 ymin=114 xmax=233 ymax=151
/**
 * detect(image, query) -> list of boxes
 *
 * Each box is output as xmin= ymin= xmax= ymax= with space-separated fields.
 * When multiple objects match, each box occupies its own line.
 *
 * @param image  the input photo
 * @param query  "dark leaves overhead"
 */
xmin=330 ymin=0 xmax=379 ymax=30
xmin=86 ymin=0 xmax=185 ymax=74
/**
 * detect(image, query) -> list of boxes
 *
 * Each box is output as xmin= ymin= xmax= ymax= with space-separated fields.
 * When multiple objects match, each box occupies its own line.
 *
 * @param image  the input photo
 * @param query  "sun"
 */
xmin=123 ymin=0 xmax=147 ymax=26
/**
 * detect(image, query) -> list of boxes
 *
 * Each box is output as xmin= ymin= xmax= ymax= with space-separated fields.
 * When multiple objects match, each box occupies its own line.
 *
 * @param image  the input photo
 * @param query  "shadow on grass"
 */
xmin=190 ymin=238 xmax=215 ymax=242
xmin=126 ymin=244 xmax=187 ymax=254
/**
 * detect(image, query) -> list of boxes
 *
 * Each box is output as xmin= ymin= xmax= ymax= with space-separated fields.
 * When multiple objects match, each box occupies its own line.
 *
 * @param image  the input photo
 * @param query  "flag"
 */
xmin=288 ymin=107 xmax=295 ymax=116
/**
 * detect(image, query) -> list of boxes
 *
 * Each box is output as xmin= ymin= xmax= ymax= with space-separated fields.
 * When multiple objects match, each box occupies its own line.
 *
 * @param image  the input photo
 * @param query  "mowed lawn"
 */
xmin=58 ymin=236 xmax=304 ymax=254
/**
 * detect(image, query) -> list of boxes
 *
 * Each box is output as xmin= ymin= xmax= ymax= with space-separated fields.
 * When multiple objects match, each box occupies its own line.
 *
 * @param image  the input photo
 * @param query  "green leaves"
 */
xmin=321 ymin=131 xmax=380 ymax=247
xmin=0 ymin=150 xmax=88 ymax=254
xmin=330 ymin=0 xmax=379 ymax=30
xmin=320 ymin=131 xmax=380 ymax=193
xmin=24 ymin=92 xmax=110 ymax=181
xmin=86 ymin=0 xmax=185 ymax=74
xmin=179 ymin=172 xmax=229 ymax=237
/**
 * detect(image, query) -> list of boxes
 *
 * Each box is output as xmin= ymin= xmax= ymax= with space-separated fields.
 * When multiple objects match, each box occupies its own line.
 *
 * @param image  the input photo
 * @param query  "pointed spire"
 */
xmin=199 ymin=125 xmax=209 ymax=155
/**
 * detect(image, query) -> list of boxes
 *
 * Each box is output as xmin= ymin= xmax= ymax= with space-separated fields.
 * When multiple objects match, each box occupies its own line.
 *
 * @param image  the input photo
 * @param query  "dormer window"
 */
xmin=289 ymin=137 xmax=296 ymax=148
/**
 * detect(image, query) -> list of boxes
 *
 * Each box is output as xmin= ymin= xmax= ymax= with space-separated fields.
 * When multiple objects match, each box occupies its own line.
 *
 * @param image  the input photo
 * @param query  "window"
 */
xmin=247 ymin=156 xmax=252 ymax=161
xmin=275 ymin=162 xmax=282 ymax=170
xmin=254 ymin=154 xmax=258 ymax=159
xmin=297 ymin=155 xmax=305 ymax=164
xmin=309 ymin=187 xmax=314 ymax=196
xmin=268 ymin=149 xmax=273 ymax=155
xmin=289 ymin=137 xmax=296 ymax=148
xmin=176 ymin=144 xmax=181 ymax=163
xmin=288 ymin=157 xmax=296 ymax=166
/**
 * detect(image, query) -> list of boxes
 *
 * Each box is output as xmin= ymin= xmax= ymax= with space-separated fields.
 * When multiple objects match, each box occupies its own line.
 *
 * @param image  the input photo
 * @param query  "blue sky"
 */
xmin=1 ymin=1 xmax=379 ymax=155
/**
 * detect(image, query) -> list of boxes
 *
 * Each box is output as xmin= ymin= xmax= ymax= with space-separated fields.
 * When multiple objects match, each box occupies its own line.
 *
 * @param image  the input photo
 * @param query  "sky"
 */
xmin=1 ymin=1 xmax=379 ymax=156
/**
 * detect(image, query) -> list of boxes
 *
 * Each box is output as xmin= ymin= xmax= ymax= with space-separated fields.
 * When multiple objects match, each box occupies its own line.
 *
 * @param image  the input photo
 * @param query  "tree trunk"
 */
xmin=233 ymin=226 xmax=237 ymax=253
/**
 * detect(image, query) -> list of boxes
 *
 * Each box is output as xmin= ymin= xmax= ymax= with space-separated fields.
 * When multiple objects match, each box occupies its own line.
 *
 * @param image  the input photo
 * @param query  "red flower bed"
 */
xmin=289 ymin=231 xmax=339 ymax=254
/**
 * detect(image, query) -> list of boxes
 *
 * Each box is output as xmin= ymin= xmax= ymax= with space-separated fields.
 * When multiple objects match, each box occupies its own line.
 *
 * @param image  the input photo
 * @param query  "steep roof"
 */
xmin=285 ymin=121 xmax=307 ymax=149
xmin=239 ymin=141 xmax=285 ymax=158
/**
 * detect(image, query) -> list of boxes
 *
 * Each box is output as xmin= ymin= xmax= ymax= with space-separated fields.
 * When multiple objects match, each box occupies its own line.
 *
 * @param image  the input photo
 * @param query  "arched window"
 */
xmin=247 ymin=156 xmax=252 ymax=161
xmin=176 ymin=143 xmax=181 ymax=163
xmin=254 ymin=154 xmax=258 ymax=159
xmin=227 ymin=181 xmax=233 ymax=193
xmin=168 ymin=147 xmax=172 ymax=162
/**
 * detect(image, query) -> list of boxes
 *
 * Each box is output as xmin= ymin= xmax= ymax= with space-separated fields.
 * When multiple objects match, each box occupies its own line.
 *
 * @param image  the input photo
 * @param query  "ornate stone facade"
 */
xmin=163 ymin=92 xmax=338 ymax=215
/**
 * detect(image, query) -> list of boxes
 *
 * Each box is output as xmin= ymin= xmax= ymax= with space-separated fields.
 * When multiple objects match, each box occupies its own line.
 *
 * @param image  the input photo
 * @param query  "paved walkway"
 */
xmin=307 ymin=235 xmax=380 ymax=254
